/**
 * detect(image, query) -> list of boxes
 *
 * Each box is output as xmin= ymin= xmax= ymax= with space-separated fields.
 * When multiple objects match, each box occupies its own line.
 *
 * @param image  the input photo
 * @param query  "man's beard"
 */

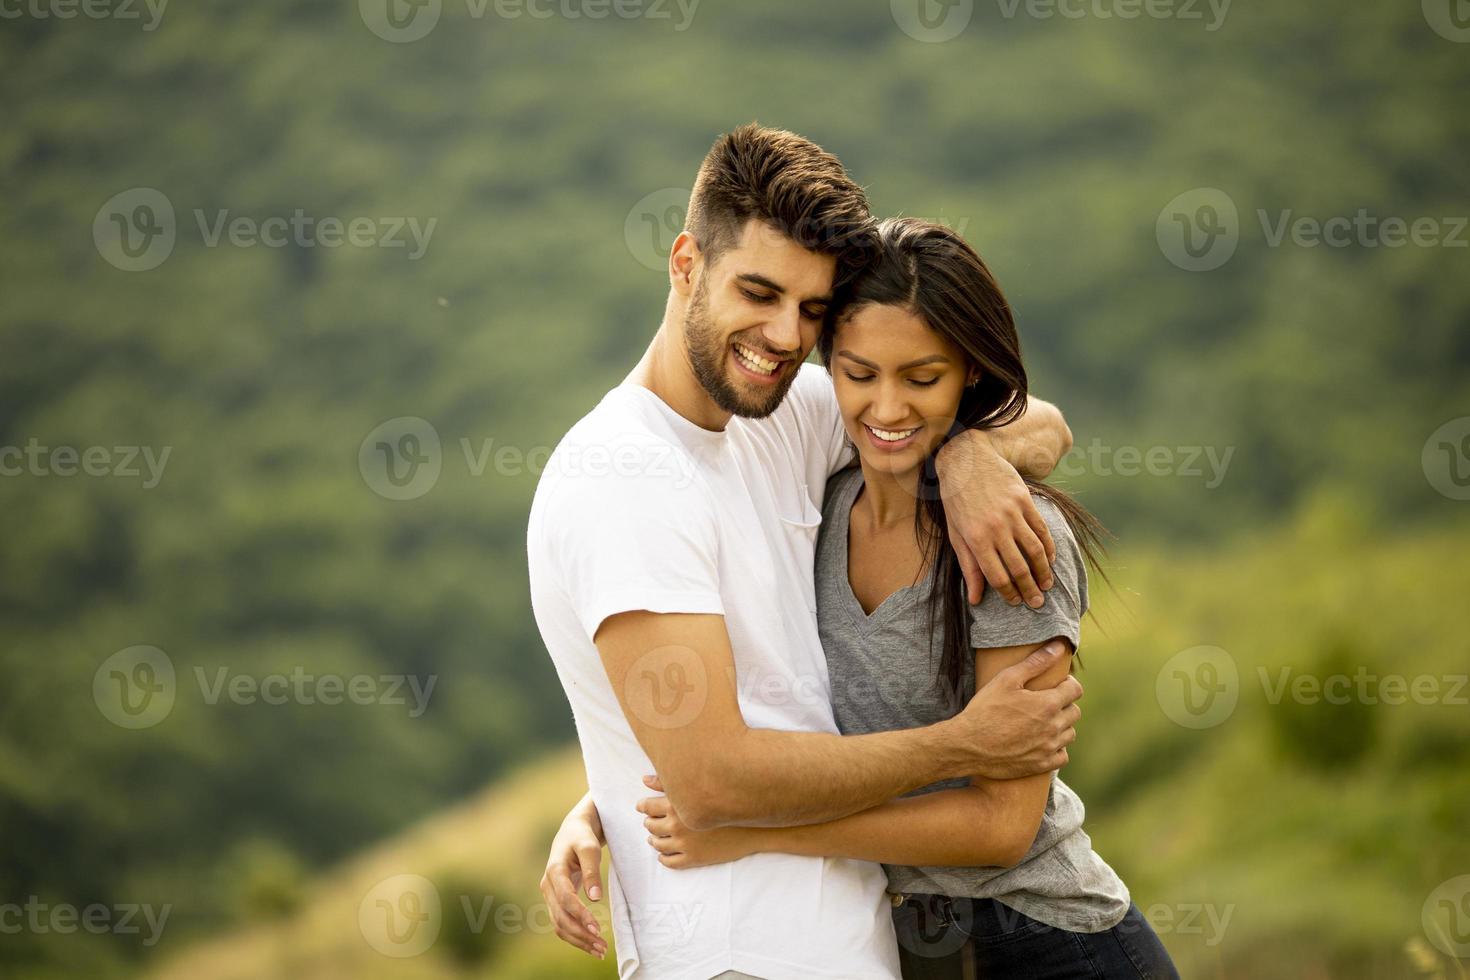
xmin=683 ymin=277 xmax=798 ymax=419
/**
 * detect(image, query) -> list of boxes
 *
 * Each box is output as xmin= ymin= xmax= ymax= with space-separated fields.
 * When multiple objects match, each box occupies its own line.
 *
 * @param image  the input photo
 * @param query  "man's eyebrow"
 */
xmin=735 ymin=274 xmax=832 ymax=305
xmin=837 ymin=351 xmax=951 ymax=371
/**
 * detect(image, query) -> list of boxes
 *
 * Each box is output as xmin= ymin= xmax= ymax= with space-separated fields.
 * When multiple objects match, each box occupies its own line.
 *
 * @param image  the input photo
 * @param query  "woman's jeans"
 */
xmin=892 ymin=893 xmax=1181 ymax=980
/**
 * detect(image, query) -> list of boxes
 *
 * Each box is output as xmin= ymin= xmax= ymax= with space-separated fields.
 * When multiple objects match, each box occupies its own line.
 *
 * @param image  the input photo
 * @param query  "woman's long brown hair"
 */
xmin=819 ymin=217 xmax=1109 ymax=709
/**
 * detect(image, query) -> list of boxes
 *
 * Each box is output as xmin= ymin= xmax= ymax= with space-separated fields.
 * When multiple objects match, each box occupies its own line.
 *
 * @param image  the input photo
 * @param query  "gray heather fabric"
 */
xmin=815 ymin=465 xmax=1130 ymax=934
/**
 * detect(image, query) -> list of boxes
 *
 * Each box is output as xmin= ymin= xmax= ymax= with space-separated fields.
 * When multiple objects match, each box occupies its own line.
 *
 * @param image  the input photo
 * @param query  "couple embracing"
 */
xmin=527 ymin=124 xmax=1179 ymax=979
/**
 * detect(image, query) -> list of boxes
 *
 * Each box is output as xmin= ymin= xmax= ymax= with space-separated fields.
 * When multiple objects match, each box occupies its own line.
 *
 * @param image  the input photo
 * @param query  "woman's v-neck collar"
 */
xmin=836 ymin=468 xmax=937 ymax=633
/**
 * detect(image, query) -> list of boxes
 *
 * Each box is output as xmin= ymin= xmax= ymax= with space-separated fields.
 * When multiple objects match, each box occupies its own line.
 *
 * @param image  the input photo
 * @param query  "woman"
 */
xmin=552 ymin=218 xmax=1179 ymax=978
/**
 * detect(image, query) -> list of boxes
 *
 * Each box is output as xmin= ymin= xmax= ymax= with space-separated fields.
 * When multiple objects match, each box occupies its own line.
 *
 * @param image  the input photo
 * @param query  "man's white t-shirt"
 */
xmin=527 ymin=364 xmax=900 ymax=980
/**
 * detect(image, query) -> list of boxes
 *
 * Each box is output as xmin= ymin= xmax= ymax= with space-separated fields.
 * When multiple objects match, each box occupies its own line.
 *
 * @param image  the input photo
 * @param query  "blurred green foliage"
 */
xmin=2 ymin=0 xmax=1466 ymax=978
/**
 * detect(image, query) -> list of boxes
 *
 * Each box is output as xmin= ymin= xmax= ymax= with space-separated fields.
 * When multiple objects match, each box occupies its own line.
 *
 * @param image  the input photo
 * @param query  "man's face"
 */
xmin=683 ymin=220 xmax=837 ymax=419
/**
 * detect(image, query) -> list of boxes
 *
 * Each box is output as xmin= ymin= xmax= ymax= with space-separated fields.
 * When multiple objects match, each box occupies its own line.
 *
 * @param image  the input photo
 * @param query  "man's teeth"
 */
xmin=866 ymin=424 xmax=919 ymax=442
xmin=734 ymin=343 xmax=780 ymax=375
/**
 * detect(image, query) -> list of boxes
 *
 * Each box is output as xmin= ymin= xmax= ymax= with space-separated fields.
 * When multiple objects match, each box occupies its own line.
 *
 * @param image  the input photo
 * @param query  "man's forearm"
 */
xmin=984 ymin=395 xmax=1072 ymax=478
xmin=691 ymin=720 xmax=972 ymax=830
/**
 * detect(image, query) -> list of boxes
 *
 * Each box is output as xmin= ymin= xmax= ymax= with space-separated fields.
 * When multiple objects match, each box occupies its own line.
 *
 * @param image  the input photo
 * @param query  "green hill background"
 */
xmin=3 ymin=0 xmax=1467 ymax=977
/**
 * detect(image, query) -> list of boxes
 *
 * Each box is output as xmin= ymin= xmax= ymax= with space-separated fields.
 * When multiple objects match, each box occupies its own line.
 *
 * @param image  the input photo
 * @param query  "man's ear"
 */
xmin=669 ymin=231 xmax=700 ymax=298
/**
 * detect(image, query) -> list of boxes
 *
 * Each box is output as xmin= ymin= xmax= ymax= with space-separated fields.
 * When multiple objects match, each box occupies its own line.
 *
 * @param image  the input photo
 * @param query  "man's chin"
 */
xmin=713 ymin=370 xmax=791 ymax=419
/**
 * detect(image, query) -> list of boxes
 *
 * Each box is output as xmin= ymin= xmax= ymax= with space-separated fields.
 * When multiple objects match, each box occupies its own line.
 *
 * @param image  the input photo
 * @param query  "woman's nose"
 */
xmin=870 ymin=383 xmax=910 ymax=425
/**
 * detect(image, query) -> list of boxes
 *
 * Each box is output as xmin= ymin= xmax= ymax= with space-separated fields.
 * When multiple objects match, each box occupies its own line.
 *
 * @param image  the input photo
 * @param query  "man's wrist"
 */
xmin=924 ymin=716 xmax=986 ymax=783
xmin=936 ymin=428 xmax=999 ymax=481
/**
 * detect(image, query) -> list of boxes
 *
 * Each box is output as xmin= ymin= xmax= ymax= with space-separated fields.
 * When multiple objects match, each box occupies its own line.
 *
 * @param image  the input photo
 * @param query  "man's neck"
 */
xmin=626 ymin=319 xmax=733 ymax=432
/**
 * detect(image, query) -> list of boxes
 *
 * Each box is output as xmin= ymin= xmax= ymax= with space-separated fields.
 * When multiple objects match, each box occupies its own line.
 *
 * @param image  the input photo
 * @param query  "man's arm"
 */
xmin=596 ymin=611 xmax=1079 ymax=831
xmin=936 ymin=395 xmax=1075 ymax=608
xmin=642 ymin=640 xmax=1072 ymax=871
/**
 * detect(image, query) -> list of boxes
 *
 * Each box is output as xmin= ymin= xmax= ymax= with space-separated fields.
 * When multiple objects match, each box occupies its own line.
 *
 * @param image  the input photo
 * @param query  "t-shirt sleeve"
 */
xmin=785 ymin=362 xmax=855 ymax=479
xmin=545 ymin=437 xmax=723 ymax=643
xmin=967 ymin=495 xmax=1088 ymax=651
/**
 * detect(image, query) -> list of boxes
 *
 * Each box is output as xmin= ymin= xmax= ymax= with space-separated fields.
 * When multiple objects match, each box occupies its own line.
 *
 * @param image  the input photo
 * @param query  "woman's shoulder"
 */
xmin=964 ymin=489 xmax=1090 ymax=648
xmin=820 ymin=465 xmax=864 ymax=523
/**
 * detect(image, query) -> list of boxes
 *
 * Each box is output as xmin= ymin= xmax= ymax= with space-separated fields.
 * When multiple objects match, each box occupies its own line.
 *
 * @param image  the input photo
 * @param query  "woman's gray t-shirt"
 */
xmin=815 ymin=466 xmax=1130 ymax=934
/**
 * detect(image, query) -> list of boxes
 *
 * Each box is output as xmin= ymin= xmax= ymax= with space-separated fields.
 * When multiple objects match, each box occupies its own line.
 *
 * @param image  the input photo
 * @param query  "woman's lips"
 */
xmin=862 ymin=422 xmax=921 ymax=452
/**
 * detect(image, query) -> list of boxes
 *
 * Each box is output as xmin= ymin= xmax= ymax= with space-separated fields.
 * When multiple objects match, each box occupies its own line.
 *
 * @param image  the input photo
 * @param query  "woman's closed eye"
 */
xmin=841 ymin=370 xmax=940 ymax=387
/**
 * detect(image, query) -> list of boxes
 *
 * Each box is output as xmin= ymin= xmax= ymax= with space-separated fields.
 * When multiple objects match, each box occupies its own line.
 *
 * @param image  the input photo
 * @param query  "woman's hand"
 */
xmin=539 ymin=791 xmax=608 ymax=959
xmin=636 ymin=775 xmax=756 ymax=869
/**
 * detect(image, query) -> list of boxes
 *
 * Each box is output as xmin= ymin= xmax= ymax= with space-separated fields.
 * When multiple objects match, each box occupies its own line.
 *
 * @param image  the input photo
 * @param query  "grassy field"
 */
xmin=142 ymin=501 xmax=1470 ymax=980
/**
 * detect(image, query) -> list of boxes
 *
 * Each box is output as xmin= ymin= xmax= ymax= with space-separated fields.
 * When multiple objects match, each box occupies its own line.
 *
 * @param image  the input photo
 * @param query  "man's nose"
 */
xmin=763 ymin=303 xmax=803 ymax=354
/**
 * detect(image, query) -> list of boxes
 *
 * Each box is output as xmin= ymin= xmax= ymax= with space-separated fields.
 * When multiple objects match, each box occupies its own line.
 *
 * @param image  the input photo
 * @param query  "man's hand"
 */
xmin=950 ymin=640 xmax=1081 ymax=779
xmin=936 ymin=429 xmax=1056 ymax=608
xmin=539 ymin=794 xmax=608 ymax=959
xmin=638 ymin=775 xmax=756 ymax=870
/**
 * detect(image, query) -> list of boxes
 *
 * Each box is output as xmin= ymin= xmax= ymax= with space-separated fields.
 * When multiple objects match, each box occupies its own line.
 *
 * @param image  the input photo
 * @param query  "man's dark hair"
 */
xmin=685 ymin=124 xmax=877 ymax=288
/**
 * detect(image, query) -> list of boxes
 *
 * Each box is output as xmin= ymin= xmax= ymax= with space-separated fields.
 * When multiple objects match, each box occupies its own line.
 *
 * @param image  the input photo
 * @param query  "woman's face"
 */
xmin=830 ymin=302 xmax=973 ymax=480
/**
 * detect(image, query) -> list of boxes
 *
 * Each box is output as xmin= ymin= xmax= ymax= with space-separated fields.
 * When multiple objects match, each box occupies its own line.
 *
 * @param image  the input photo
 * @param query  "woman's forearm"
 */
xmin=745 ymin=784 xmax=1038 ymax=869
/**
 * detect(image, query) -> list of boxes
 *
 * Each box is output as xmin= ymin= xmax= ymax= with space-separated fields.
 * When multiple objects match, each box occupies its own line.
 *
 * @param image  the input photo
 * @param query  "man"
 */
xmin=527 ymin=125 xmax=1081 ymax=979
